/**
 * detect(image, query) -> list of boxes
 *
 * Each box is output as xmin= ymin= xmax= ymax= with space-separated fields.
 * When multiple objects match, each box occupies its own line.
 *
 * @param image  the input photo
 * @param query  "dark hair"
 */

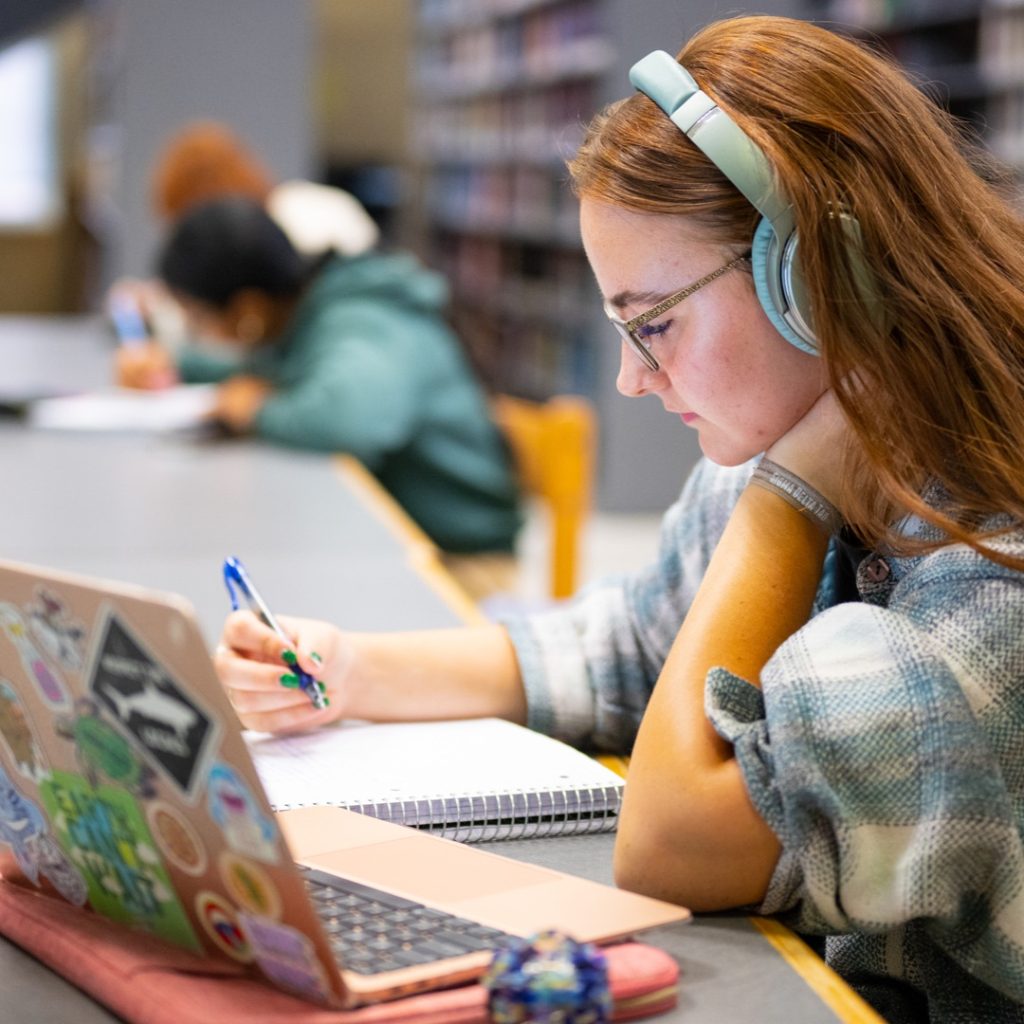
xmin=157 ymin=196 xmax=309 ymax=309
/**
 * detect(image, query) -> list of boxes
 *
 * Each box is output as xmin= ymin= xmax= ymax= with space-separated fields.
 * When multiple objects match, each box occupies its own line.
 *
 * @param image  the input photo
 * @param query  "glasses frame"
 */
xmin=603 ymin=253 xmax=749 ymax=371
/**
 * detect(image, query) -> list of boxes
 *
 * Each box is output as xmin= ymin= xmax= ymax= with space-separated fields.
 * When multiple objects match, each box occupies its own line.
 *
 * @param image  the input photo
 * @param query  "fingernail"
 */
xmin=310 ymin=652 xmax=323 ymax=666
xmin=281 ymin=649 xmax=298 ymax=666
xmin=316 ymin=681 xmax=327 ymax=694
xmin=279 ymin=673 xmax=300 ymax=688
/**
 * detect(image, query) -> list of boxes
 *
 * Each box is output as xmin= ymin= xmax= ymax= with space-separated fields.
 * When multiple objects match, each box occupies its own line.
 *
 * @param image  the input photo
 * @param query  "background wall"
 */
xmin=105 ymin=0 xmax=312 ymax=284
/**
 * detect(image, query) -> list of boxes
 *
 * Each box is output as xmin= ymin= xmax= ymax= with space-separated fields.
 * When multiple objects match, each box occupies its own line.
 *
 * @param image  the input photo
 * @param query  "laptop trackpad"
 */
xmin=309 ymin=836 xmax=560 ymax=904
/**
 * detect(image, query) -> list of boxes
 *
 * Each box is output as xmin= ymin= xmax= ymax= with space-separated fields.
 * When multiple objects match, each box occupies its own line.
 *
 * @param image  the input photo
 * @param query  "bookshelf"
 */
xmin=980 ymin=0 xmax=1024 ymax=170
xmin=410 ymin=0 xmax=613 ymax=402
xmin=809 ymin=0 xmax=1024 ymax=181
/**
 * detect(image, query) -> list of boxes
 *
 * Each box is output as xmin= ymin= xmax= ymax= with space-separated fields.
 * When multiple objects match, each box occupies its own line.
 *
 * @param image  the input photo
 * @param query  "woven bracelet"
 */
xmin=748 ymin=457 xmax=844 ymax=535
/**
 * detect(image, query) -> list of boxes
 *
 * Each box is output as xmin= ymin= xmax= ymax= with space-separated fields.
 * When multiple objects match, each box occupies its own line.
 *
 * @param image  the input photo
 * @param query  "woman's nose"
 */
xmin=616 ymin=341 xmax=655 ymax=397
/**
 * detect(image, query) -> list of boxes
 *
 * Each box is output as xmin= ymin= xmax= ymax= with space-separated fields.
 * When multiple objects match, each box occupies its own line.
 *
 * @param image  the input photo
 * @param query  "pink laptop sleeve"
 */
xmin=0 ymin=880 xmax=679 ymax=1023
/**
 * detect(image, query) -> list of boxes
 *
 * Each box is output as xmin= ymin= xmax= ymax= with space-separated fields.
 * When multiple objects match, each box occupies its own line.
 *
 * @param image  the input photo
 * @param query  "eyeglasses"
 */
xmin=602 ymin=253 xmax=749 ymax=371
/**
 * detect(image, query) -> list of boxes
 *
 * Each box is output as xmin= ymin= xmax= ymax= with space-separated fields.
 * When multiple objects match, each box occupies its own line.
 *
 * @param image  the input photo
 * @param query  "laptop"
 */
xmin=0 ymin=558 xmax=689 ymax=1009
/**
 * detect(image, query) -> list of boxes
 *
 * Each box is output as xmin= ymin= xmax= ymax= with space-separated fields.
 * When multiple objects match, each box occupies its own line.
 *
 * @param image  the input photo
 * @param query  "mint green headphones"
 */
xmin=630 ymin=50 xmax=832 ymax=354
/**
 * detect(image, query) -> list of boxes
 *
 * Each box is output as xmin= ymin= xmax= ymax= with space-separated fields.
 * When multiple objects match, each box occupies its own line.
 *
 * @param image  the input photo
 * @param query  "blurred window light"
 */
xmin=0 ymin=37 xmax=60 ymax=229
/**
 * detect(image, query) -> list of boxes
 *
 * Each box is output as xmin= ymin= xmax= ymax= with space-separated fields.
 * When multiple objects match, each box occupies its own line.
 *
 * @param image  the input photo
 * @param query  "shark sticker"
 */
xmin=86 ymin=609 xmax=218 ymax=800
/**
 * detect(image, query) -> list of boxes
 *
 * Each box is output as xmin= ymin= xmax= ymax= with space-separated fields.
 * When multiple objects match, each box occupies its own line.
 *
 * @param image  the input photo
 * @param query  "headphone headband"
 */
xmin=629 ymin=52 xmax=792 ymax=238
xmin=628 ymin=50 xmax=815 ymax=353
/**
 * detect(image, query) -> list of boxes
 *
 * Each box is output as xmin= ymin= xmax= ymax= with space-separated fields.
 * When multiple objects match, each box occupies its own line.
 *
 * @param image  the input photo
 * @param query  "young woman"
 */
xmin=213 ymin=17 xmax=1024 ymax=1021
xmin=119 ymin=196 xmax=522 ymax=566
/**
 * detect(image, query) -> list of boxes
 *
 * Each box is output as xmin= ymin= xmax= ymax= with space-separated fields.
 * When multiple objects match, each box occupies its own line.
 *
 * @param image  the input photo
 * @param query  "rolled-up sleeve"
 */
xmin=504 ymin=458 xmax=755 ymax=750
xmin=706 ymin=554 xmax=1024 ymax=1004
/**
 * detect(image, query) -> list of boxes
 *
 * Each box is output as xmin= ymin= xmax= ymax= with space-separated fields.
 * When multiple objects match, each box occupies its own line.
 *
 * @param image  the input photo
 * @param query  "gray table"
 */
xmin=0 ymin=315 xmax=867 ymax=1022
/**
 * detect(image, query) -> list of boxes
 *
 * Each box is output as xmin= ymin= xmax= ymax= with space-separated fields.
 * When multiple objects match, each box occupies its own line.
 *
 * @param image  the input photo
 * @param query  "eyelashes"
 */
xmin=637 ymin=320 xmax=671 ymax=339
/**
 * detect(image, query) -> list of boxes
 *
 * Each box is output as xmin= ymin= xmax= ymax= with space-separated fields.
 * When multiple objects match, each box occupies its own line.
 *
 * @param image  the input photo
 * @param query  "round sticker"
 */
xmin=219 ymin=851 xmax=281 ymax=919
xmin=195 ymin=890 xmax=253 ymax=962
xmin=147 ymin=800 xmax=208 ymax=877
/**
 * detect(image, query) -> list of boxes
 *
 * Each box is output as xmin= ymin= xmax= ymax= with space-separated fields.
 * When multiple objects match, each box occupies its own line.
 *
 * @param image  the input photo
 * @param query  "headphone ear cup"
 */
xmin=750 ymin=217 xmax=818 ymax=354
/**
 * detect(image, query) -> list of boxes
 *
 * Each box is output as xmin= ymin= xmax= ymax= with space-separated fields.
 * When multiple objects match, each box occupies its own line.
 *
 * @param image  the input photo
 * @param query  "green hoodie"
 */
xmin=178 ymin=253 xmax=522 ymax=553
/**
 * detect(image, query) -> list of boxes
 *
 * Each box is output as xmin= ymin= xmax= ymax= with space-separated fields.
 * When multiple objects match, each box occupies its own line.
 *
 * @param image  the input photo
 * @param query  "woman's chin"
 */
xmin=697 ymin=435 xmax=761 ymax=468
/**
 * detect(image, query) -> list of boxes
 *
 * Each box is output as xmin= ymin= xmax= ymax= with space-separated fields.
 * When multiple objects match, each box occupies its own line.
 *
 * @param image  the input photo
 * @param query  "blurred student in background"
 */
xmin=109 ymin=120 xmax=381 ymax=348
xmin=150 ymin=119 xmax=381 ymax=259
xmin=119 ymin=196 xmax=522 ymax=592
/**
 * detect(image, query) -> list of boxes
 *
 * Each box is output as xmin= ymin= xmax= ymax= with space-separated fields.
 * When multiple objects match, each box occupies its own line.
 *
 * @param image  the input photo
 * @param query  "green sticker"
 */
xmin=40 ymin=771 xmax=200 ymax=951
xmin=74 ymin=716 xmax=144 ymax=788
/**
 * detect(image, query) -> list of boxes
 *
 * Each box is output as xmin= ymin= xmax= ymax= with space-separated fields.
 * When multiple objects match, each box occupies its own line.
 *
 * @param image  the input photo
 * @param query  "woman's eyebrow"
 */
xmin=607 ymin=288 xmax=670 ymax=311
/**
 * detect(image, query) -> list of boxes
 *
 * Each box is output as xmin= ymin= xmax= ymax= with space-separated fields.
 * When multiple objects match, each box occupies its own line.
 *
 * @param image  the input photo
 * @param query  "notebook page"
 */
xmin=27 ymin=385 xmax=218 ymax=432
xmin=244 ymin=717 xmax=622 ymax=811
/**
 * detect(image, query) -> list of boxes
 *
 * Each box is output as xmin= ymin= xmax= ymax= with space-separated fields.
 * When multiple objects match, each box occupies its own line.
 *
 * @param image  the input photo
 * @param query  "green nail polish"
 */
xmin=279 ymin=673 xmax=300 ymax=688
xmin=281 ymin=649 xmax=297 ymax=666
xmin=310 ymin=651 xmax=323 ymax=665
xmin=316 ymin=680 xmax=327 ymax=694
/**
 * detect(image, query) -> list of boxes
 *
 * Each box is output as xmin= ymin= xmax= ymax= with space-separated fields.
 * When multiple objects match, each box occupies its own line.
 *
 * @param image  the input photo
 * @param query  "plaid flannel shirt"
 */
xmin=505 ymin=457 xmax=1024 ymax=1023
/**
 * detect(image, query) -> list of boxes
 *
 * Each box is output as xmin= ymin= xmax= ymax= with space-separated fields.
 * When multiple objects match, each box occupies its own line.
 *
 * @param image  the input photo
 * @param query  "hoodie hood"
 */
xmin=304 ymin=252 xmax=450 ymax=317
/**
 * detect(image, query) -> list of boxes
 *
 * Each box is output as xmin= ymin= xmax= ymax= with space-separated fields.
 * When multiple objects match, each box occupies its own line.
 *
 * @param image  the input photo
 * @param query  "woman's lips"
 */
xmin=680 ymin=412 xmax=697 ymax=424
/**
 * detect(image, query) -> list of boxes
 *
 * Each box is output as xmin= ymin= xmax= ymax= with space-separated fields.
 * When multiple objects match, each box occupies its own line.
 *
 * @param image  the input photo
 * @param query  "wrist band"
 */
xmin=749 ymin=457 xmax=844 ymax=535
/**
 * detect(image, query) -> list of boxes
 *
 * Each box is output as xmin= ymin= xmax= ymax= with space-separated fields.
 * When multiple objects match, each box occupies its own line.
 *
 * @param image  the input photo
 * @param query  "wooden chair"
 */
xmin=491 ymin=394 xmax=597 ymax=600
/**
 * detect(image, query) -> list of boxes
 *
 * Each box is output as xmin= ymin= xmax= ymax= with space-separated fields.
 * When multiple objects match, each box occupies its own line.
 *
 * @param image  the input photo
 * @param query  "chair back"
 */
xmin=492 ymin=394 xmax=596 ymax=599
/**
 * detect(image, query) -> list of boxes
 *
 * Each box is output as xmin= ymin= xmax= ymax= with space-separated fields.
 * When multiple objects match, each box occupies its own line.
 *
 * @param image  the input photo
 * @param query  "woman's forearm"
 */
xmin=345 ymin=625 xmax=529 ymax=726
xmin=616 ymin=484 xmax=829 ymax=909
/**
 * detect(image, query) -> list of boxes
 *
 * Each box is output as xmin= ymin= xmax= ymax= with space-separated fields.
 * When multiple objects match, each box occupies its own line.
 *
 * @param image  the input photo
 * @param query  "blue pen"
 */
xmin=222 ymin=556 xmax=328 ymax=710
xmin=108 ymin=291 xmax=150 ymax=347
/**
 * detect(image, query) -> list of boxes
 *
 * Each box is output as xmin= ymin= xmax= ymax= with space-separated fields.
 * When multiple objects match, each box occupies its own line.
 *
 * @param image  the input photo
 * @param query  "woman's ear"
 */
xmin=226 ymin=289 xmax=275 ymax=345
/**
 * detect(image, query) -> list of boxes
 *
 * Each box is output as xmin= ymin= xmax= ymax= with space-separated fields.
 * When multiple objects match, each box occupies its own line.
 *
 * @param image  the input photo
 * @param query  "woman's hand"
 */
xmin=213 ymin=375 xmax=273 ymax=433
xmin=214 ymin=612 xmax=353 ymax=734
xmin=115 ymin=341 xmax=179 ymax=390
xmin=764 ymin=388 xmax=849 ymax=504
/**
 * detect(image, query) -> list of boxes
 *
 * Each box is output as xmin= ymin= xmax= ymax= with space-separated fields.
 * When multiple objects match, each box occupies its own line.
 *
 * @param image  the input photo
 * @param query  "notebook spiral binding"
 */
xmin=277 ymin=784 xmax=624 ymax=843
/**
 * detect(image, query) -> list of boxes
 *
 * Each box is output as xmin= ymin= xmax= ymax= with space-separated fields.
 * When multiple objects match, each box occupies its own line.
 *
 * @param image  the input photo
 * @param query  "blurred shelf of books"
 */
xmin=407 ymin=0 xmax=610 ymax=401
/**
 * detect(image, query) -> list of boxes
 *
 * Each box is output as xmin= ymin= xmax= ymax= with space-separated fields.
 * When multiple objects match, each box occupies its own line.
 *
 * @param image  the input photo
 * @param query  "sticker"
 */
xmin=56 ymin=699 xmax=156 ymax=797
xmin=29 ymin=832 xmax=88 ymax=906
xmin=219 ymin=851 xmax=281 ymax=919
xmin=40 ymin=770 xmax=200 ymax=951
xmin=87 ymin=610 xmax=218 ymax=799
xmin=0 ymin=761 xmax=49 ymax=882
xmin=0 ymin=603 xmax=70 ymax=707
xmin=27 ymin=587 xmax=86 ymax=671
xmin=147 ymin=800 xmax=207 ymax=877
xmin=239 ymin=912 xmax=331 ymax=1004
xmin=195 ymin=890 xmax=253 ymax=962
xmin=206 ymin=762 xmax=278 ymax=863
xmin=0 ymin=679 xmax=47 ymax=780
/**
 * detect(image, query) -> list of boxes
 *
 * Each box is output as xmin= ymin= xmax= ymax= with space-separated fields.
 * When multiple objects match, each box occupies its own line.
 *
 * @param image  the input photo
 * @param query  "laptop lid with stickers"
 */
xmin=0 ymin=559 xmax=689 ymax=1010
xmin=0 ymin=558 xmax=359 ymax=1006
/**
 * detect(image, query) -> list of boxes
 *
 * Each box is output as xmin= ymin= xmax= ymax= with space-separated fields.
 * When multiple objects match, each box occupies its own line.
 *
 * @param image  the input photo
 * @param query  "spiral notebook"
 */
xmin=244 ymin=718 xmax=625 ymax=843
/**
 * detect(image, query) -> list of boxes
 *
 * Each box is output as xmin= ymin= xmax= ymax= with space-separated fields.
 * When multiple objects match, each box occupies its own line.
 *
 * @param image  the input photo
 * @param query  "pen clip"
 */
xmin=222 ymin=556 xmax=249 ymax=613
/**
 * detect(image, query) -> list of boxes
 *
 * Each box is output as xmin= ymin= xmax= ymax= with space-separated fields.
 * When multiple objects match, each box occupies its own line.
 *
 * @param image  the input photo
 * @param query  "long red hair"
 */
xmin=569 ymin=15 xmax=1024 ymax=567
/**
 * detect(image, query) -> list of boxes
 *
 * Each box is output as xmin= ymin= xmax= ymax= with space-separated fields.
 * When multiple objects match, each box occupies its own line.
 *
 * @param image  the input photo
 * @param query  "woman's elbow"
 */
xmin=612 ymin=820 xmax=697 ymax=907
xmin=612 ymin=796 xmax=781 ymax=912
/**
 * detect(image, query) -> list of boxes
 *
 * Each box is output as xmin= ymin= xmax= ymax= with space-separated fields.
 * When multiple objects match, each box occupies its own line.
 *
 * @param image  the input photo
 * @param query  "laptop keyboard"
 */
xmin=298 ymin=865 xmax=513 ymax=976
